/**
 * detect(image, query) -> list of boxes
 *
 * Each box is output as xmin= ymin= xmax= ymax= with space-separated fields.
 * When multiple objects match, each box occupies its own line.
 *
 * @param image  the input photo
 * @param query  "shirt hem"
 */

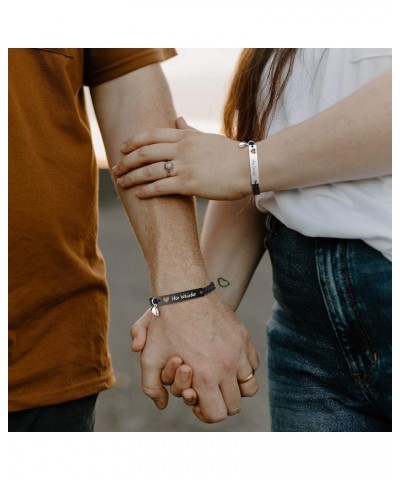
xmin=8 ymin=373 xmax=116 ymax=413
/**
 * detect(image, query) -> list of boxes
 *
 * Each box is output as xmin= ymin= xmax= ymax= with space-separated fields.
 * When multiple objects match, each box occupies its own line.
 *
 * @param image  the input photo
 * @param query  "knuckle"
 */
xmin=125 ymin=135 xmax=134 ymax=147
xmin=138 ymin=146 xmax=148 ymax=157
xmin=148 ymin=128 xmax=160 ymax=142
xmin=220 ymin=355 xmax=234 ymax=372
xmin=115 ymin=159 xmax=125 ymax=171
xmin=195 ymin=371 xmax=214 ymax=388
xmin=153 ymin=182 xmax=164 ymax=195
xmin=178 ymin=135 xmax=192 ymax=152
xmin=143 ymin=165 xmax=153 ymax=179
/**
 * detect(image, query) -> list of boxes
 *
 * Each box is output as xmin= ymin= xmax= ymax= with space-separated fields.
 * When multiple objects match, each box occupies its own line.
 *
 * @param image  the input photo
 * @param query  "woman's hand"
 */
xmin=113 ymin=118 xmax=250 ymax=200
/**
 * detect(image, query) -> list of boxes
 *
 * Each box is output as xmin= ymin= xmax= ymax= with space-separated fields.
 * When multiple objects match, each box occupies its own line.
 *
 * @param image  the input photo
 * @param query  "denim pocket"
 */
xmin=315 ymin=240 xmax=381 ymax=410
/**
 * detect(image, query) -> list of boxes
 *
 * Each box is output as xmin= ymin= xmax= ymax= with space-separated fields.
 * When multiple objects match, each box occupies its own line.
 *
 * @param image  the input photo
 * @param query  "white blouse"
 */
xmin=256 ymin=48 xmax=392 ymax=260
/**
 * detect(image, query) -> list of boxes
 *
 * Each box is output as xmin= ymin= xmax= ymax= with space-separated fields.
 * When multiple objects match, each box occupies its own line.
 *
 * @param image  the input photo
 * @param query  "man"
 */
xmin=8 ymin=48 xmax=258 ymax=431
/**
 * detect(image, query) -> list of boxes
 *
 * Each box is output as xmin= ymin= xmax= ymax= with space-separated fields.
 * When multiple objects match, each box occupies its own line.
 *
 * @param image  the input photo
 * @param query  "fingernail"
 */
xmin=112 ymin=165 xmax=119 ymax=174
xmin=180 ymin=371 xmax=190 ymax=379
xmin=116 ymin=177 xmax=123 ymax=186
xmin=120 ymin=142 xmax=127 ymax=151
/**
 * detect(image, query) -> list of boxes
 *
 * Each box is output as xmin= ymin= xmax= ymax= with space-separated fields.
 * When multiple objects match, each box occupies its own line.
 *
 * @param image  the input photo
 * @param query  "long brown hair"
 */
xmin=223 ymin=49 xmax=297 ymax=141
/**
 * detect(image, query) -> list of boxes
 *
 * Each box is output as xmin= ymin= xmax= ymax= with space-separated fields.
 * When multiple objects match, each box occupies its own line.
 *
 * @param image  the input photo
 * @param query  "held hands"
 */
xmin=132 ymin=313 xmax=198 ymax=408
xmin=113 ymin=118 xmax=250 ymax=200
xmin=130 ymin=294 xmax=260 ymax=423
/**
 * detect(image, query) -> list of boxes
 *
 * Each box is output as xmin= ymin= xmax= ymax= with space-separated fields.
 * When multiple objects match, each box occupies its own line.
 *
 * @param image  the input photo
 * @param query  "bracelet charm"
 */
xmin=150 ymin=298 xmax=160 ymax=317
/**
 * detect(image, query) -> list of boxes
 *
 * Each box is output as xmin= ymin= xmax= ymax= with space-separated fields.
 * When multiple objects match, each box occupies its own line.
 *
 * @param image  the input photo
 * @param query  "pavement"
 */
xmin=94 ymin=169 xmax=274 ymax=431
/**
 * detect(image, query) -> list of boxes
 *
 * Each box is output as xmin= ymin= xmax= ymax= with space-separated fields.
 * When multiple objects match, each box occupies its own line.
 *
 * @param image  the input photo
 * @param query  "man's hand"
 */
xmin=131 ymin=292 xmax=259 ymax=423
xmin=131 ymin=311 xmax=198 ymax=406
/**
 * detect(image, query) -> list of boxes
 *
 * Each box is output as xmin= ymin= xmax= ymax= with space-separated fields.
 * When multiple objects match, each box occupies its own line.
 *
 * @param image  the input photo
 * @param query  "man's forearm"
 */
xmin=91 ymin=63 xmax=208 ymax=292
xmin=91 ymin=63 xmax=261 ymax=423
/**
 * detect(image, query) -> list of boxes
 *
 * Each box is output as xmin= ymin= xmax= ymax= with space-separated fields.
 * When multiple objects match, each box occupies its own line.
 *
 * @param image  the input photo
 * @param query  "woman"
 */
xmin=115 ymin=49 xmax=392 ymax=431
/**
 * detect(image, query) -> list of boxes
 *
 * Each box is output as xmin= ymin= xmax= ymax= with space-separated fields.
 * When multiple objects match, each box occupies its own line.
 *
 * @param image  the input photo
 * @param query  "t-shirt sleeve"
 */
xmin=83 ymin=48 xmax=177 ymax=86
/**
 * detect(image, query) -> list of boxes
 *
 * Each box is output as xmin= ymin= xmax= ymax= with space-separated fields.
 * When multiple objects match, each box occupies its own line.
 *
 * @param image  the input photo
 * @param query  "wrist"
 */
xmin=151 ymin=289 xmax=225 ymax=325
xmin=150 ymin=263 xmax=210 ymax=295
xmin=149 ymin=281 xmax=216 ymax=316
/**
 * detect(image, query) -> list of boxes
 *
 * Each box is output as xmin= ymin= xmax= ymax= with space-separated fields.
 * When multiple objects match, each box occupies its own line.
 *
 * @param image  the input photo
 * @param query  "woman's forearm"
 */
xmin=113 ymin=71 xmax=391 ymax=201
xmin=201 ymin=197 xmax=266 ymax=311
xmin=259 ymin=70 xmax=392 ymax=192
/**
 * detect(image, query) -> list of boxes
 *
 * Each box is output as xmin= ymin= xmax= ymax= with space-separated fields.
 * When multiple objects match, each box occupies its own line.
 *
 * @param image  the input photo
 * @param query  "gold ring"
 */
xmin=238 ymin=371 xmax=255 ymax=384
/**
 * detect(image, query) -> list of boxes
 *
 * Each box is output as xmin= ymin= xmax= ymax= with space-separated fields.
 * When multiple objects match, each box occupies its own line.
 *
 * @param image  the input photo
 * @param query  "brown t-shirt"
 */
xmin=8 ymin=48 xmax=176 ymax=412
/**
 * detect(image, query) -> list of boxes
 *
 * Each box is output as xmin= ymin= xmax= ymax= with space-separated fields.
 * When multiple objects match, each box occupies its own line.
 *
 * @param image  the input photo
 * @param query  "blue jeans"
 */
xmin=265 ymin=214 xmax=392 ymax=431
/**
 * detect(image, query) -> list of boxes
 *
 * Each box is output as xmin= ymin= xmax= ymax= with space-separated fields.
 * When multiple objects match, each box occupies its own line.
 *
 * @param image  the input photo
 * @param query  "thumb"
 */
xmin=176 ymin=116 xmax=197 ymax=131
xmin=130 ymin=310 xmax=151 ymax=352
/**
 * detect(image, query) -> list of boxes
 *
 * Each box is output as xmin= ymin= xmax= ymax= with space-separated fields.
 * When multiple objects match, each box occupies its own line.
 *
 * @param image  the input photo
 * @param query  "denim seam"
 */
xmin=315 ymin=240 xmax=381 ymax=414
xmin=341 ymin=244 xmax=378 ymax=387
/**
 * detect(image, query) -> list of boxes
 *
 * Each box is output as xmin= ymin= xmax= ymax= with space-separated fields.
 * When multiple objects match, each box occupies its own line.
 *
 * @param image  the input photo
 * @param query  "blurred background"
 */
xmin=87 ymin=49 xmax=275 ymax=431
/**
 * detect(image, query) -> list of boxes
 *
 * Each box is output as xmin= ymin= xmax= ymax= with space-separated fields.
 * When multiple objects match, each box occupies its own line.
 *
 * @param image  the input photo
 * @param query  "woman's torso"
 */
xmin=256 ymin=48 xmax=392 ymax=260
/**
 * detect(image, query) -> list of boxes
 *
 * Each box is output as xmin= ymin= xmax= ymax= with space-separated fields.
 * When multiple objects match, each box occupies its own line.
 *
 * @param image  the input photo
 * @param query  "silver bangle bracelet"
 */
xmin=239 ymin=140 xmax=260 ymax=195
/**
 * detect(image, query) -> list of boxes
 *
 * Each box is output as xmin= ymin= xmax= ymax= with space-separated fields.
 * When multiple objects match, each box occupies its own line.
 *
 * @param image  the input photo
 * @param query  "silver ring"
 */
xmin=164 ymin=161 xmax=174 ymax=177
